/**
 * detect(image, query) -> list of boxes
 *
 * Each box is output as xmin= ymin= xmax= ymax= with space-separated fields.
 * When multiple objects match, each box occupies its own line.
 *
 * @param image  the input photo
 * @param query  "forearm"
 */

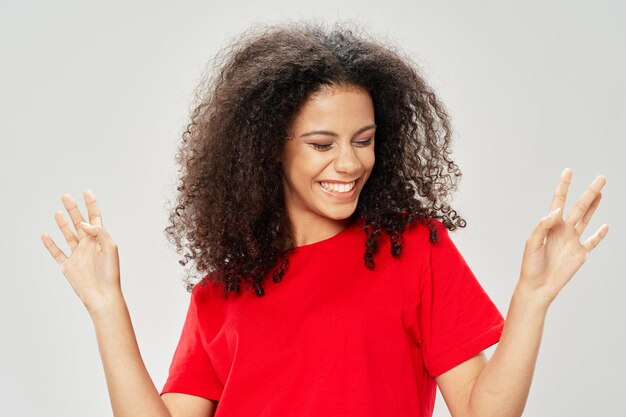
xmin=466 ymin=282 xmax=549 ymax=417
xmin=90 ymin=295 xmax=171 ymax=417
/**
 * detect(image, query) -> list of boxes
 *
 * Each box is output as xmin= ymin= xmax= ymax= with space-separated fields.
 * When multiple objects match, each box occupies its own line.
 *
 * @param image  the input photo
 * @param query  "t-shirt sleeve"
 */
xmin=160 ymin=282 xmax=223 ymax=401
xmin=418 ymin=220 xmax=505 ymax=377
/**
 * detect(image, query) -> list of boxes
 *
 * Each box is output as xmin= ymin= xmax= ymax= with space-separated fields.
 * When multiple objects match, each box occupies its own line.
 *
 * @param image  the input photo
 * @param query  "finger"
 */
xmin=549 ymin=168 xmax=572 ymax=213
xmin=582 ymin=224 xmax=609 ymax=253
xmin=575 ymin=192 xmax=602 ymax=237
xmin=54 ymin=210 xmax=80 ymax=251
xmin=525 ymin=207 xmax=561 ymax=253
xmin=61 ymin=194 xmax=87 ymax=240
xmin=564 ymin=175 xmax=606 ymax=226
xmin=83 ymin=189 xmax=103 ymax=227
xmin=79 ymin=222 xmax=117 ymax=253
xmin=40 ymin=233 xmax=68 ymax=265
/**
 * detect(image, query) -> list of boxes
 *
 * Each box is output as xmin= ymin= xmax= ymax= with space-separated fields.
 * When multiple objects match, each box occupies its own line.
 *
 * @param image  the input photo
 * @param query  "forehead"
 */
xmin=289 ymin=84 xmax=375 ymax=134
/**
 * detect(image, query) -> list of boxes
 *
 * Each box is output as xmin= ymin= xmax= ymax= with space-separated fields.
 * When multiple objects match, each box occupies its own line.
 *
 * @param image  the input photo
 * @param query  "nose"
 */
xmin=333 ymin=144 xmax=362 ymax=174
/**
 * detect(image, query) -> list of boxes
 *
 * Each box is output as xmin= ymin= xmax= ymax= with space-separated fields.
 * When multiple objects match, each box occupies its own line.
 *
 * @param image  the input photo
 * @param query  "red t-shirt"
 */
xmin=161 ymin=218 xmax=505 ymax=416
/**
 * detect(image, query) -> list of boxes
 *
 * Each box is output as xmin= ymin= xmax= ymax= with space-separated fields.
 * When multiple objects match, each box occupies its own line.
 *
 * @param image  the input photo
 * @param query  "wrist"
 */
xmin=87 ymin=291 xmax=127 ymax=321
xmin=512 ymin=279 xmax=553 ymax=313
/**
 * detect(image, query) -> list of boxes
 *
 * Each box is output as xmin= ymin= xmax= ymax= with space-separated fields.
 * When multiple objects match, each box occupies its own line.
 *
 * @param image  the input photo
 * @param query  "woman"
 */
xmin=40 ymin=21 xmax=608 ymax=417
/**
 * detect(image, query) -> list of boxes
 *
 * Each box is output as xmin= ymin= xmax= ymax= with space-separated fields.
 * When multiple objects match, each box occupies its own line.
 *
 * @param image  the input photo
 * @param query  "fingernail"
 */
xmin=80 ymin=221 xmax=90 ymax=227
xmin=549 ymin=207 xmax=561 ymax=217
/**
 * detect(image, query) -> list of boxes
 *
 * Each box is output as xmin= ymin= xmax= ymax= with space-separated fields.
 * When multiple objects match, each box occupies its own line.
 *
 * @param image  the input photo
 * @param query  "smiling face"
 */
xmin=280 ymin=83 xmax=376 ymax=228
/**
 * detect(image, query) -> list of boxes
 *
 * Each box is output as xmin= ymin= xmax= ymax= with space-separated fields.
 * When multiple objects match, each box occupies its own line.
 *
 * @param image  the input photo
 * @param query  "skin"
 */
xmin=40 ymin=83 xmax=609 ymax=417
xmin=280 ymin=83 xmax=376 ymax=246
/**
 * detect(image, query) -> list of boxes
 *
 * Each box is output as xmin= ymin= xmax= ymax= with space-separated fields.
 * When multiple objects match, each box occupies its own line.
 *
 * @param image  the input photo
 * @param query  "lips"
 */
xmin=319 ymin=179 xmax=359 ymax=183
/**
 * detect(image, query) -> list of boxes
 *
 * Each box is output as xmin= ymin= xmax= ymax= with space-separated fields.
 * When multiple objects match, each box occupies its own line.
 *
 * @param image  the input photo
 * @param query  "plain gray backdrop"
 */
xmin=1 ymin=1 xmax=623 ymax=416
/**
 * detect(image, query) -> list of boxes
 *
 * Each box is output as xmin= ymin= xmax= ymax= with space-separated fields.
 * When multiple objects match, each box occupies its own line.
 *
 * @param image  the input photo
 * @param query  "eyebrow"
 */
xmin=298 ymin=123 xmax=377 ymax=138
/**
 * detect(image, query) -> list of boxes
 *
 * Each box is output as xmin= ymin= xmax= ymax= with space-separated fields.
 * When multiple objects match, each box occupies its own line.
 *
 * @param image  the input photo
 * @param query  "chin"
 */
xmin=319 ymin=205 xmax=358 ymax=221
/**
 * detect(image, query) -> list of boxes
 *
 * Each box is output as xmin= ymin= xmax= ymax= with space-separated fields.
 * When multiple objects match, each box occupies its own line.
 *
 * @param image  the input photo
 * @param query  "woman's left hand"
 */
xmin=517 ymin=168 xmax=608 ymax=307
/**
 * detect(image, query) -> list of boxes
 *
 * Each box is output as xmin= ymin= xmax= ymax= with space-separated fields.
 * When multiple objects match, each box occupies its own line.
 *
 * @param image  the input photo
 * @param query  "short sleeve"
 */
xmin=160 ymin=283 xmax=223 ymax=401
xmin=418 ymin=220 xmax=505 ymax=377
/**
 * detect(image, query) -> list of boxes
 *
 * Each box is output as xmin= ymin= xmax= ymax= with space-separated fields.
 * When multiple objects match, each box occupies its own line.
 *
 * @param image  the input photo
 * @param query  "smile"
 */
xmin=319 ymin=180 xmax=356 ymax=193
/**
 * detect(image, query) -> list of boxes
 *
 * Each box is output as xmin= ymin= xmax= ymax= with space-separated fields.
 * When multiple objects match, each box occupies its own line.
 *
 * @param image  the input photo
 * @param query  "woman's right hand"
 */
xmin=41 ymin=189 xmax=123 ymax=316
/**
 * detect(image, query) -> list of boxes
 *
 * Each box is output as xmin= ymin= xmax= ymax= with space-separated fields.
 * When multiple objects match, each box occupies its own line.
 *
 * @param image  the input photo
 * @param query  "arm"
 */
xmin=41 ymin=190 xmax=216 ymax=417
xmin=91 ymin=297 xmax=217 ymax=417
xmin=90 ymin=297 xmax=176 ymax=417
xmin=436 ymin=283 xmax=547 ymax=417
xmin=437 ymin=169 xmax=608 ymax=417
xmin=466 ymin=282 xmax=549 ymax=417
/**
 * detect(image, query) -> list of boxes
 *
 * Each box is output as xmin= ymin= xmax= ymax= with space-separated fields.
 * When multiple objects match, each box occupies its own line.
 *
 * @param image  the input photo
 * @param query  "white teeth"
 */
xmin=320 ymin=181 xmax=356 ymax=193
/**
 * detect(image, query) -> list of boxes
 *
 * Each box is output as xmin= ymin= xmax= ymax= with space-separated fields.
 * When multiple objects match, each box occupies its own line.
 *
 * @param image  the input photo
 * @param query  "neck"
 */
xmin=288 ymin=213 xmax=353 ymax=247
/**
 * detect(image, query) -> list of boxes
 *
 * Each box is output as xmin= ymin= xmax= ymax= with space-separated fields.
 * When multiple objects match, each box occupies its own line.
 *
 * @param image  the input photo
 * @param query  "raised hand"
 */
xmin=518 ymin=168 xmax=608 ymax=307
xmin=41 ymin=190 xmax=122 ymax=316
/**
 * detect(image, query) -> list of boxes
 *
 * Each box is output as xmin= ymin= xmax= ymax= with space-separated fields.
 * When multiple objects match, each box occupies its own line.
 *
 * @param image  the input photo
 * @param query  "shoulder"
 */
xmin=397 ymin=217 xmax=459 ymax=269
xmin=187 ymin=272 xmax=232 ymax=326
xmin=382 ymin=217 xmax=439 ymax=265
xmin=401 ymin=217 xmax=448 ymax=246
xmin=190 ymin=272 xmax=226 ymax=304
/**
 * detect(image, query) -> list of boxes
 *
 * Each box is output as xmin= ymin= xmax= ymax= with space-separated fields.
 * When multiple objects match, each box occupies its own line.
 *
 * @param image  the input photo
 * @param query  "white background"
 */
xmin=1 ymin=1 xmax=623 ymax=416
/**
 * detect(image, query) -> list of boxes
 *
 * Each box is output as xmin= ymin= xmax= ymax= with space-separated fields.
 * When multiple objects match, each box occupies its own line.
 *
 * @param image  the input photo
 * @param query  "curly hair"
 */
xmin=164 ymin=19 xmax=467 ymax=298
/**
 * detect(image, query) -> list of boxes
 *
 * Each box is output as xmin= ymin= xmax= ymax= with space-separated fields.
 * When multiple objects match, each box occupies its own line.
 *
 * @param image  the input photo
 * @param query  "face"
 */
xmin=280 ymin=84 xmax=376 ymax=225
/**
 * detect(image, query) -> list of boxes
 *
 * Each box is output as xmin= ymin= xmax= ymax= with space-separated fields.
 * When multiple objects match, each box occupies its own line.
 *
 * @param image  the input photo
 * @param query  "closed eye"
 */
xmin=311 ymin=143 xmax=332 ymax=151
xmin=355 ymin=138 xmax=374 ymax=147
xmin=310 ymin=138 xmax=374 ymax=151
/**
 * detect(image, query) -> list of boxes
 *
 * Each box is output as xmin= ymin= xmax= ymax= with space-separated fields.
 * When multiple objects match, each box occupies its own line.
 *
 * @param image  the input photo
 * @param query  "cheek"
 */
xmin=285 ymin=154 xmax=322 ymax=187
xmin=360 ymin=152 xmax=376 ymax=184
xmin=362 ymin=149 xmax=376 ymax=170
xmin=296 ymin=152 xmax=329 ymax=177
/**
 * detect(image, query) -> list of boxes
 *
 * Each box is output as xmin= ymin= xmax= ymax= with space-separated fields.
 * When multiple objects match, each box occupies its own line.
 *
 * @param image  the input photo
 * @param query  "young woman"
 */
xmin=40 ymin=22 xmax=608 ymax=417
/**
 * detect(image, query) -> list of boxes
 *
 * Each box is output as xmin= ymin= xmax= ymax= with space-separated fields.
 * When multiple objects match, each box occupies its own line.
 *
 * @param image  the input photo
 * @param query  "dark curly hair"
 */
xmin=164 ymin=19 xmax=467 ymax=298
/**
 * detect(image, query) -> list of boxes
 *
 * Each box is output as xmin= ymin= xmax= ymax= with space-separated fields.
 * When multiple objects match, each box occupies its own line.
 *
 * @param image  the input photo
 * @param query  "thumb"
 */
xmin=79 ymin=221 xmax=116 ymax=252
xmin=526 ymin=207 xmax=561 ymax=252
